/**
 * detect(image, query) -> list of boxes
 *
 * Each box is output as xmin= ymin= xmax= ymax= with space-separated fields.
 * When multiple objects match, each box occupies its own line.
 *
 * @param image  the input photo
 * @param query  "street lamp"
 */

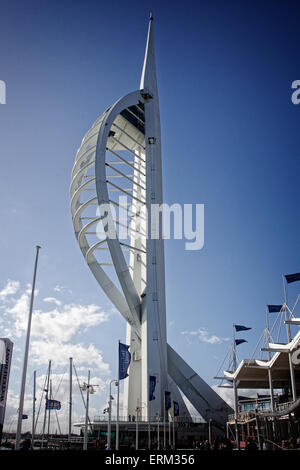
xmin=81 ymin=371 xmax=99 ymax=450
xmin=107 ymin=379 xmax=118 ymax=450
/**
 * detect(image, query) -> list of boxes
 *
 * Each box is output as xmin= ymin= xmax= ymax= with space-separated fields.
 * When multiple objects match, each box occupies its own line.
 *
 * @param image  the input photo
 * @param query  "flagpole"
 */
xmin=266 ymin=308 xmax=275 ymax=412
xmin=135 ymin=401 xmax=139 ymax=450
xmin=15 ymin=245 xmax=41 ymax=450
xmin=172 ymin=404 xmax=175 ymax=449
xmin=168 ymin=414 xmax=171 ymax=448
xmin=69 ymin=357 xmax=72 ymax=441
xmin=116 ymin=340 xmax=120 ymax=450
xmin=41 ymin=359 xmax=51 ymax=449
xmin=157 ymin=413 xmax=160 ymax=450
xmin=83 ymin=370 xmax=90 ymax=450
xmin=232 ymin=324 xmax=239 ymax=450
xmin=163 ymin=391 xmax=166 ymax=449
xmin=148 ymin=399 xmax=151 ymax=449
xmin=48 ymin=377 xmax=52 ymax=438
xmin=282 ymin=275 xmax=297 ymax=401
xmin=31 ymin=370 xmax=36 ymax=449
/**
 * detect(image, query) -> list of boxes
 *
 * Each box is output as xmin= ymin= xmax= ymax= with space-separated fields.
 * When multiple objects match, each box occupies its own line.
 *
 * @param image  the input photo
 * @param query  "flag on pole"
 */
xmin=149 ymin=375 xmax=156 ymax=401
xmin=173 ymin=401 xmax=179 ymax=417
xmin=165 ymin=391 xmax=171 ymax=410
xmin=267 ymin=305 xmax=283 ymax=313
xmin=119 ymin=342 xmax=131 ymax=380
xmin=234 ymin=325 xmax=251 ymax=332
xmin=285 ymin=273 xmax=300 ymax=284
xmin=46 ymin=399 xmax=61 ymax=410
xmin=235 ymin=339 xmax=247 ymax=346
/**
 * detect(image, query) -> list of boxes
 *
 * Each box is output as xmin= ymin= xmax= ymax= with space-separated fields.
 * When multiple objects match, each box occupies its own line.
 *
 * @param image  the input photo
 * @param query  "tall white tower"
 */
xmin=71 ymin=16 xmax=232 ymax=427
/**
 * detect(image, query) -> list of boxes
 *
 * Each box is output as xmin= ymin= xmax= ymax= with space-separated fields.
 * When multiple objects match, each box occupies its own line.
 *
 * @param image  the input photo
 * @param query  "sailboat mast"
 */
xmin=15 ymin=245 xmax=41 ymax=450
xmin=31 ymin=370 xmax=36 ymax=448
xmin=69 ymin=357 xmax=72 ymax=441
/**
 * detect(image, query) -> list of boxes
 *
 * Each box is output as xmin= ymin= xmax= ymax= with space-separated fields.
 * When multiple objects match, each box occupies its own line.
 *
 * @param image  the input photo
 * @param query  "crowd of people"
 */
xmin=192 ymin=437 xmax=258 ymax=451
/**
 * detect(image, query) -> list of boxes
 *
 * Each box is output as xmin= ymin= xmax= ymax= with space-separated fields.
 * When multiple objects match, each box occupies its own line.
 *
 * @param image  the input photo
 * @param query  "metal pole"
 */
xmin=208 ymin=419 xmax=212 ymax=445
xmin=169 ymin=415 xmax=171 ymax=447
xmin=172 ymin=416 xmax=175 ymax=449
xmin=116 ymin=340 xmax=120 ymax=450
xmin=47 ymin=377 xmax=52 ymax=437
xmin=283 ymin=276 xmax=297 ymax=401
xmin=266 ymin=309 xmax=275 ymax=412
xmin=163 ymin=392 xmax=166 ymax=449
xmin=232 ymin=329 xmax=240 ymax=450
xmin=148 ymin=400 xmax=151 ymax=449
xmin=41 ymin=360 xmax=51 ymax=449
xmin=157 ymin=415 xmax=160 ymax=450
xmin=83 ymin=370 xmax=90 ymax=450
xmin=107 ymin=381 xmax=112 ymax=449
xmin=135 ymin=405 xmax=139 ymax=450
xmin=15 ymin=245 xmax=41 ymax=450
xmin=31 ymin=370 xmax=36 ymax=449
xmin=69 ymin=357 xmax=72 ymax=441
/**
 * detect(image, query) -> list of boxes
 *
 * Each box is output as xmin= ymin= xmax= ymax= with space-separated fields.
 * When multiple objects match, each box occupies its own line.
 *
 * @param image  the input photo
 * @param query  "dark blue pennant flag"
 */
xmin=285 ymin=273 xmax=300 ymax=284
xmin=165 ymin=391 xmax=171 ymax=410
xmin=46 ymin=399 xmax=61 ymax=410
xmin=267 ymin=305 xmax=283 ymax=313
xmin=173 ymin=401 xmax=179 ymax=417
xmin=119 ymin=342 xmax=131 ymax=380
xmin=235 ymin=339 xmax=247 ymax=346
xmin=149 ymin=375 xmax=156 ymax=401
xmin=234 ymin=325 xmax=251 ymax=332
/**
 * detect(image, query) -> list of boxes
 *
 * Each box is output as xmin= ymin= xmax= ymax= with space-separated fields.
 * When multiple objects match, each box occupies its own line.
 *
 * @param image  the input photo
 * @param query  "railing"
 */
xmin=228 ymin=400 xmax=295 ymax=422
xmin=76 ymin=415 xmax=206 ymax=425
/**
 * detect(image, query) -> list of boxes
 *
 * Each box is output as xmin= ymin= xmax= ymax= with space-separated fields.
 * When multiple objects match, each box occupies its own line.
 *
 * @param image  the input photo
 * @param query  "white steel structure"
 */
xmin=70 ymin=16 xmax=232 ymax=428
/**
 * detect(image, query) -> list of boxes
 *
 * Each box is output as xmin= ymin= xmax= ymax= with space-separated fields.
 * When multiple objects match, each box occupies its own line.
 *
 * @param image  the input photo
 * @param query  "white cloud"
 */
xmin=30 ymin=341 xmax=110 ymax=372
xmin=0 ymin=280 xmax=20 ymax=299
xmin=4 ymin=288 xmax=109 ymax=342
xmin=2 ymin=283 xmax=111 ymax=371
xmin=43 ymin=297 xmax=62 ymax=306
xmin=181 ymin=328 xmax=230 ymax=345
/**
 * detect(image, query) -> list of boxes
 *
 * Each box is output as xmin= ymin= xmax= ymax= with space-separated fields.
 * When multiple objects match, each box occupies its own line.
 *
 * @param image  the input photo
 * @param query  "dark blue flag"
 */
xmin=119 ymin=342 xmax=131 ymax=380
xmin=173 ymin=401 xmax=179 ymax=417
xmin=46 ymin=399 xmax=61 ymax=410
xmin=234 ymin=325 xmax=251 ymax=332
xmin=267 ymin=305 xmax=283 ymax=313
xmin=149 ymin=375 xmax=156 ymax=401
xmin=235 ymin=339 xmax=247 ymax=346
xmin=165 ymin=391 xmax=171 ymax=410
xmin=285 ymin=273 xmax=300 ymax=284
xmin=22 ymin=414 xmax=28 ymax=419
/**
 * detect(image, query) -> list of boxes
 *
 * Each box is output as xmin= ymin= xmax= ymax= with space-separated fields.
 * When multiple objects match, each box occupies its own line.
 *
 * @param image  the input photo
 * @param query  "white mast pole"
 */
xmin=163 ymin=392 xmax=166 ymax=449
xmin=232 ymin=324 xmax=240 ymax=450
xmin=83 ymin=370 xmax=90 ymax=450
xmin=69 ymin=357 xmax=72 ymax=441
xmin=266 ymin=308 xmax=275 ymax=412
xmin=31 ymin=370 xmax=36 ymax=448
xmin=135 ymin=402 xmax=139 ymax=450
xmin=15 ymin=245 xmax=41 ymax=450
xmin=148 ymin=399 xmax=151 ymax=449
xmin=41 ymin=359 xmax=51 ymax=449
xmin=116 ymin=340 xmax=120 ymax=450
xmin=47 ymin=377 xmax=52 ymax=437
xmin=283 ymin=275 xmax=297 ymax=401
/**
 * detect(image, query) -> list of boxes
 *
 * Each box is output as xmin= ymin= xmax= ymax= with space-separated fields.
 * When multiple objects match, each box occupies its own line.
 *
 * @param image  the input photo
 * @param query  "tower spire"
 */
xmin=140 ymin=14 xmax=158 ymax=96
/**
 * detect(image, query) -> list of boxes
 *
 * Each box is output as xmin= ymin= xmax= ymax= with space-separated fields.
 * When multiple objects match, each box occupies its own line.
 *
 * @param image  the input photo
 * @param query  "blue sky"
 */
xmin=0 ymin=0 xmax=300 ymax=431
